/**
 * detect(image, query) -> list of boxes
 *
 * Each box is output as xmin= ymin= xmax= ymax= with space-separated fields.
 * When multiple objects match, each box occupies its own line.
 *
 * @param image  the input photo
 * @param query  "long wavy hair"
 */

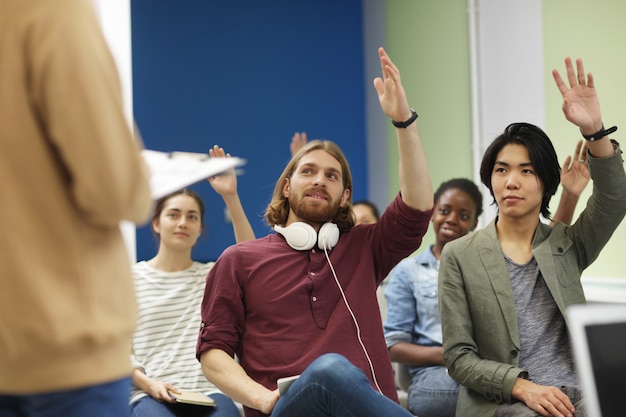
xmin=264 ymin=140 xmax=355 ymax=232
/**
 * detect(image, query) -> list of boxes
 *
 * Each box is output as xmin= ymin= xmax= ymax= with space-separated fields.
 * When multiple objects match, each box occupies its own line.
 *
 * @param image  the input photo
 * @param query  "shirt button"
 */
xmin=311 ymin=272 xmax=316 ymax=276
xmin=312 ymin=296 xmax=317 ymax=302
xmin=511 ymin=350 xmax=518 ymax=357
xmin=200 ymin=322 xmax=205 ymax=327
xmin=558 ymin=247 xmax=564 ymax=253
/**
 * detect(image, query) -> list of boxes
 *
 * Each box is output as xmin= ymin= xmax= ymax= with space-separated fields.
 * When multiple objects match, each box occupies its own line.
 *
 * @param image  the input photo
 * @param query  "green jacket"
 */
xmin=439 ymin=146 xmax=626 ymax=417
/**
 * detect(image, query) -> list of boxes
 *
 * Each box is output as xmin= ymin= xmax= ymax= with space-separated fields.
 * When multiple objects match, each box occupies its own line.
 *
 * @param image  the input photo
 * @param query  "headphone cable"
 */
xmin=322 ymin=241 xmax=383 ymax=394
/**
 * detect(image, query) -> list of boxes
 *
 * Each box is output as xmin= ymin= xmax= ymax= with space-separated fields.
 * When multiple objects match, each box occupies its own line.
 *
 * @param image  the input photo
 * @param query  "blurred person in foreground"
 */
xmin=0 ymin=1 xmax=152 ymax=416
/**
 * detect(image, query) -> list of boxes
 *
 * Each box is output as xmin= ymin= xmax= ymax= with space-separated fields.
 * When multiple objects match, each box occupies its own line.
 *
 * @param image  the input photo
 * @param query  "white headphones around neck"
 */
xmin=274 ymin=222 xmax=339 ymax=251
xmin=275 ymin=220 xmax=381 ymax=392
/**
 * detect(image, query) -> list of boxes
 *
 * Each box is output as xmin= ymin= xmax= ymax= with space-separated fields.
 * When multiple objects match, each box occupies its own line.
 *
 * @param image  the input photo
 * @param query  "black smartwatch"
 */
xmin=392 ymin=109 xmax=418 ymax=128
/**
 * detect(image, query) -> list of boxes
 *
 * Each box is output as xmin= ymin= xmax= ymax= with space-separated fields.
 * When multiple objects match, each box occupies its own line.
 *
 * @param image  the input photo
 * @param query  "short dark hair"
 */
xmin=479 ymin=122 xmax=560 ymax=219
xmin=434 ymin=178 xmax=483 ymax=221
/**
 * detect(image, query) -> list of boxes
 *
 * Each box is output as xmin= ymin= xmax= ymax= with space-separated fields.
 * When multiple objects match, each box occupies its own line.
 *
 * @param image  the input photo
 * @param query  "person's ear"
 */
xmin=339 ymin=188 xmax=351 ymax=207
xmin=152 ymin=218 xmax=161 ymax=235
xmin=282 ymin=178 xmax=290 ymax=198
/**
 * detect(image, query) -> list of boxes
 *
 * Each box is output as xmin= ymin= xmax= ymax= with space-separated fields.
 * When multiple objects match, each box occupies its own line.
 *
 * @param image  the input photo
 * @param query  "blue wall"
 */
xmin=131 ymin=0 xmax=367 ymax=262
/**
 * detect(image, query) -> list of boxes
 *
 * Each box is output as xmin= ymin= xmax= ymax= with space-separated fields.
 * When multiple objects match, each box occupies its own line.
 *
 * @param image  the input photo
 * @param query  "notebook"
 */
xmin=567 ymin=303 xmax=626 ymax=417
xmin=172 ymin=391 xmax=215 ymax=407
xmin=277 ymin=375 xmax=300 ymax=395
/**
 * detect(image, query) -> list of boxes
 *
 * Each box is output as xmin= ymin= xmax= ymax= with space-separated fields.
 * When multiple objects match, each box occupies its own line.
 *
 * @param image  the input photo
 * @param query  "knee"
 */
xmin=208 ymin=393 xmax=241 ymax=417
xmin=306 ymin=353 xmax=359 ymax=383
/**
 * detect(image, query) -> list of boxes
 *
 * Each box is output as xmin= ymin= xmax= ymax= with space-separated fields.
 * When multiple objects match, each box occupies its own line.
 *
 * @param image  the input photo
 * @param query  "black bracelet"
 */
xmin=392 ymin=109 xmax=418 ymax=128
xmin=581 ymin=124 xmax=617 ymax=142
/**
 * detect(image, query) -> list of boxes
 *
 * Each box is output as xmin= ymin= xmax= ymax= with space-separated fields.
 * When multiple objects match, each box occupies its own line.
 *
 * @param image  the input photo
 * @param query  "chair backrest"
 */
xmin=377 ymin=281 xmax=411 ymax=393
xmin=394 ymin=362 xmax=411 ymax=392
xmin=376 ymin=282 xmax=388 ymax=321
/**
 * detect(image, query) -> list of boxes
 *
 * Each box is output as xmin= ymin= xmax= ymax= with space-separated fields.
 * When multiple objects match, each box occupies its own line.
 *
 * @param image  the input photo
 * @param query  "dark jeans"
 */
xmin=130 ymin=392 xmax=240 ymax=417
xmin=0 ymin=377 xmax=131 ymax=417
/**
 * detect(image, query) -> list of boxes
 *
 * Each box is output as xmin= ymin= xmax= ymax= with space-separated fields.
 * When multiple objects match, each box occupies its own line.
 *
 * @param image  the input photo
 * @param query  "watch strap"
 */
xmin=581 ymin=125 xmax=617 ymax=142
xmin=392 ymin=109 xmax=418 ymax=128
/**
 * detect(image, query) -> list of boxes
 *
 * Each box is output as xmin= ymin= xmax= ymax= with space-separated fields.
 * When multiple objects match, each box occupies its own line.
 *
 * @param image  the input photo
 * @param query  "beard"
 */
xmin=288 ymin=189 xmax=341 ymax=224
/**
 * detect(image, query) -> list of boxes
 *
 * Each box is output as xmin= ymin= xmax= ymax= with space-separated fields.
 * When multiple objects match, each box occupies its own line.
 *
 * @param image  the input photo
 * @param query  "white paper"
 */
xmin=142 ymin=149 xmax=245 ymax=199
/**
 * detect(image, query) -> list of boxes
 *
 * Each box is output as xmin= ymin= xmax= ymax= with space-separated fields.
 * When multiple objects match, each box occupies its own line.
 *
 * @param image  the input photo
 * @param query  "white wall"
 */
xmin=90 ymin=0 xmax=133 ymax=125
xmin=90 ymin=0 xmax=137 ymax=263
xmin=470 ymin=0 xmax=626 ymax=300
xmin=469 ymin=0 xmax=545 ymax=227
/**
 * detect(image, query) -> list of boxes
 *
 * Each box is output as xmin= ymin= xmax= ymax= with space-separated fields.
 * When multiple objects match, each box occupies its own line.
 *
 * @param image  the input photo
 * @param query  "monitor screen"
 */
xmin=585 ymin=321 xmax=626 ymax=417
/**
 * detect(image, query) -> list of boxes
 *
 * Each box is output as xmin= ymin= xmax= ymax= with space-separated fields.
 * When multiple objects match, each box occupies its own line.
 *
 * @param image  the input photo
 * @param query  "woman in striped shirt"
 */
xmin=130 ymin=146 xmax=255 ymax=417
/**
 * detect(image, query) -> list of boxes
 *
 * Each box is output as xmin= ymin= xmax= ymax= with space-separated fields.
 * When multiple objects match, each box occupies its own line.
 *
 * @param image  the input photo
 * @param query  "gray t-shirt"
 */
xmin=506 ymin=255 xmax=579 ymax=388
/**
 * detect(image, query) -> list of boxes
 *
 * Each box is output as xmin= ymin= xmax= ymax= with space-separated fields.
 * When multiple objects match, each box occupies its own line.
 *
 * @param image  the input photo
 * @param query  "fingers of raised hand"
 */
xmin=565 ymin=57 xmax=578 ymax=87
xmin=580 ymin=141 xmax=589 ymax=159
xmin=574 ymin=139 xmax=583 ymax=159
xmin=576 ymin=58 xmax=586 ymax=86
xmin=210 ymin=145 xmax=226 ymax=158
xmin=553 ymin=73 xmax=566 ymax=96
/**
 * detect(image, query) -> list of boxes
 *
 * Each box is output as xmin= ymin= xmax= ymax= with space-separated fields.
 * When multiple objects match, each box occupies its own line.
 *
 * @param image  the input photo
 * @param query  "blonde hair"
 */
xmin=264 ymin=140 xmax=355 ymax=232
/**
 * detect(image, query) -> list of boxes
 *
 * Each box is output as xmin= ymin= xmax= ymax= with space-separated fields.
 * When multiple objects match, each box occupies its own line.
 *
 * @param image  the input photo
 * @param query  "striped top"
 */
xmin=130 ymin=261 xmax=220 ymax=403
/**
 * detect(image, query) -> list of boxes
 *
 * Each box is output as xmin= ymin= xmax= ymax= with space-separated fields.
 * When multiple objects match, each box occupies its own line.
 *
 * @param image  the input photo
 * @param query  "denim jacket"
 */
xmin=384 ymin=245 xmax=443 ymax=376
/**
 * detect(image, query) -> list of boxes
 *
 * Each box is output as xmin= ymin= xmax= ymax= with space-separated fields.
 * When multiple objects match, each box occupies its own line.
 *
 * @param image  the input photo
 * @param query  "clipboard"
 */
xmin=142 ymin=149 xmax=245 ymax=200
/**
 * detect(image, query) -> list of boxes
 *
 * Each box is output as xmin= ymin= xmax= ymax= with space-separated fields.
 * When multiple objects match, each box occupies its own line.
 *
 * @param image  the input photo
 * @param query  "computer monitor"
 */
xmin=567 ymin=303 xmax=626 ymax=417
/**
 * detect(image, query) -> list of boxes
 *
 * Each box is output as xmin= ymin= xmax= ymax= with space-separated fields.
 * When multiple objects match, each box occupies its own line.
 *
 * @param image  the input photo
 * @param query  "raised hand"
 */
xmin=290 ymin=132 xmax=308 ymax=157
xmin=552 ymin=57 xmax=602 ymax=133
xmin=373 ymin=47 xmax=412 ymax=123
xmin=560 ymin=139 xmax=590 ymax=198
xmin=208 ymin=145 xmax=238 ymax=197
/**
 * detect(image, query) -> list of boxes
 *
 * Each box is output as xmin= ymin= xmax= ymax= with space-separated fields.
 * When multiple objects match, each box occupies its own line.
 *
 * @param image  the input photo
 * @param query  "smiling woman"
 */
xmin=150 ymin=191 xmax=204 ymax=254
xmin=383 ymin=177 xmax=482 ymax=417
xmin=129 ymin=146 xmax=255 ymax=417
